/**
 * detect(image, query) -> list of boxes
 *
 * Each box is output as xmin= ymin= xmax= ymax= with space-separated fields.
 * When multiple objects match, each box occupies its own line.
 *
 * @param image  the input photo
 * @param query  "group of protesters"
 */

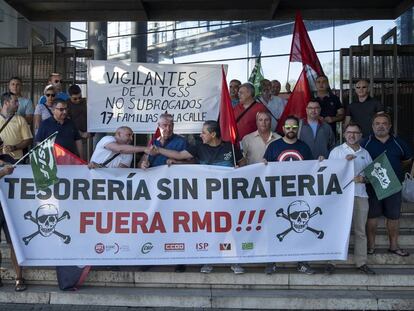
xmin=0 ymin=72 xmax=413 ymax=291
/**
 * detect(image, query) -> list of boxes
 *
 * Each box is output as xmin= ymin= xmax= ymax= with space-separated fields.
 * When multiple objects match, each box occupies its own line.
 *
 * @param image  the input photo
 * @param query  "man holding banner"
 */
xmin=148 ymin=120 xmax=247 ymax=274
xmin=263 ymin=115 xmax=315 ymax=275
xmin=361 ymin=113 xmax=413 ymax=257
xmin=328 ymin=123 xmax=375 ymax=274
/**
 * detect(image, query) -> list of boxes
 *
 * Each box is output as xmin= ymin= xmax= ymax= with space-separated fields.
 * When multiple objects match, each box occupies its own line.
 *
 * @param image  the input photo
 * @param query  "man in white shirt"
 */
xmin=328 ymin=122 xmax=375 ymax=275
xmin=88 ymin=126 xmax=146 ymax=168
xmin=241 ymin=111 xmax=280 ymax=165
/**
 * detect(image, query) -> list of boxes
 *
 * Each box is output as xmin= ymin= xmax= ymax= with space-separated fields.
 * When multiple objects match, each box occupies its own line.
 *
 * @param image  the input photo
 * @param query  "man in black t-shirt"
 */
xmin=263 ymin=115 xmax=315 ymax=275
xmin=148 ymin=120 xmax=246 ymax=274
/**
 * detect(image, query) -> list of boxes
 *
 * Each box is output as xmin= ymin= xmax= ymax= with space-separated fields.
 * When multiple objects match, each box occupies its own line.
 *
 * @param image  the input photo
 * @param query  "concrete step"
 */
xmin=2 ymin=263 xmax=414 ymax=290
xmin=0 ymin=285 xmax=413 ymax=310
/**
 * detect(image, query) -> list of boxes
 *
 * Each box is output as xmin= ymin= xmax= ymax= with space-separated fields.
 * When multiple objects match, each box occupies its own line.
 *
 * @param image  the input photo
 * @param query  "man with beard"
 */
xmin=361 ymin=113 xmax=413 ymax=257
xmin=263 ymin=115 xmax=315 ymax=274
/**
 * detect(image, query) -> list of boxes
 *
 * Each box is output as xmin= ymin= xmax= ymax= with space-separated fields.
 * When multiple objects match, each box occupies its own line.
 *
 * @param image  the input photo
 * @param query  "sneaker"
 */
xmin=297 ymin=262 xmax=315 ymax=275
xmin=358 ymin=264 xmax=375 ymax=275
xmin=200 ymin=264 xmax=213 ymax=274
xmin=264 ymin=263 xmax=277 ymax=275
xmin=230 ymin=264 xmax=245 ymax=274
xmin=324 ymin=263 xmax=335 ymax=275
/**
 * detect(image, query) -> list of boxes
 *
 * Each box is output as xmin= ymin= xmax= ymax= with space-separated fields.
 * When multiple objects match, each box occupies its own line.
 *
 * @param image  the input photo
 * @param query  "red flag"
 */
xmin=219 ymin=66 xmax=238 ymax=144
xmin=289 ymin=11 xmax=324 ymax=76
xmin=148 ymin=127 xmax=161 ymax=146
xmin=276 ymin=68 xmax=311 ymax=133
xmin=53 ymin=143 xmax=86 ymax=165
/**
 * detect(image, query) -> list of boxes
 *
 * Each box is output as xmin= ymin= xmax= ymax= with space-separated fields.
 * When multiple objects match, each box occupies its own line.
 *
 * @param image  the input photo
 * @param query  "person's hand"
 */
xmin=345 ymin=154 xmax=356 ymax=161
xmin=140 ymin=160 xmax=150 ymax=169
xmin=166 ymin=158 xmax=177 ymax=166
xmin=324 ymin=116 xmax=334 ymax=124
xmin=145 ymin=145 xmax=158 ymax=156
xmin=354 ymin=175 xmax=365 ymax=183
xmin=87 ymin=161 xmax=101 ymax=169
xmin=4 ymin=145 xmax=15 ymax=153
xmin=262 ymin=159 xmax=268 ymax=165
xmin=318 ymin=156 xmax=325 ymax=162
xmin=2 ymin=165 xmax=14 ymax=175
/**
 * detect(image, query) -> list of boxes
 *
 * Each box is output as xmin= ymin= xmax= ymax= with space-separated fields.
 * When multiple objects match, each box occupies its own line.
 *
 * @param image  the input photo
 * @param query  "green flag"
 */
xmin=30 ymin=132 xmax=59 ymax=191
xmin=248 ymin=53 xmax=264 ymax=96
xmin=364 ymin=152 xmax=402 ymax=200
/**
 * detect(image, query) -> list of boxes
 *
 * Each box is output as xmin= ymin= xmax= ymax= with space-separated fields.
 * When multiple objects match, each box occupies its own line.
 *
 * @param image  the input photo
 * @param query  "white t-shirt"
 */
xmin=329 ymin=143 xmax=372 ymax=198
xmin=90 ymin=136 xmax=133 ymax=168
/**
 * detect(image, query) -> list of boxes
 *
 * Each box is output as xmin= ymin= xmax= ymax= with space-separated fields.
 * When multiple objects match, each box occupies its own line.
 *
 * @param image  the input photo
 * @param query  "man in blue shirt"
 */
xmin=361 ymin=113 xmax=413 ymax=257
xmin=35 ymin=100 xmax=82 ymax=158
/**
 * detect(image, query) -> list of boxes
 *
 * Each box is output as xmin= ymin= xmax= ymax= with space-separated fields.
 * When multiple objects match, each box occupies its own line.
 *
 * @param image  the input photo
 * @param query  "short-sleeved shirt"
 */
xmin=17 ymin=97 xmax=34 ymax=117
xmin=329 ymin=143 xmax=372 ymax=198
xmin=186 ymin=141 xmax=242 ymax=167
xmin=90 ymin=136 xmax=132 ymax=168
xmin=38 ymin=92 xmax=69 ymax=105
xmin=361 ymin=135 xmax=413 ymax=181
xmin=0 ymin=115 xmax=33 ymax=159
xmin=263 ymin=139 xmax=313 ymax=162
xmin=36 ymin=117 xmax=81 ymax=156
xmin=233 ymin=101 xmax=268 ymax=140
xmin=316 ymin=93 xmax=343 ymax=133
xmin=67 ymin=99 xmax=87 ymax=133
xmin=241 ymin=130 xmax=281 ymax=164
xmin=346 ymin=96 xmax=384 ymax=138
xmin=149 ymin=134 xmax=187 ymax=167
xmin=34 ymin=103 xmax=53 ymax=121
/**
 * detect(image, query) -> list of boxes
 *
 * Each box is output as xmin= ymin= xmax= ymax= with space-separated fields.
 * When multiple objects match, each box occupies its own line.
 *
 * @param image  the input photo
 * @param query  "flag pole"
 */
xmin=286 ymin=61 xmax=291 ymax=86
xmin=232 ymin=144 xmax=236 ymax=167
xmin=12 ymin=131 xmax=58 ymax=167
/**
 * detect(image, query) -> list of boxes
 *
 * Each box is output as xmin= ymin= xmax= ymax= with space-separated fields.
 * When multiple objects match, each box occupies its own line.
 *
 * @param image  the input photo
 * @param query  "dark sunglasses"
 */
xmin=45 ymin=93 xmax=56 ymax=97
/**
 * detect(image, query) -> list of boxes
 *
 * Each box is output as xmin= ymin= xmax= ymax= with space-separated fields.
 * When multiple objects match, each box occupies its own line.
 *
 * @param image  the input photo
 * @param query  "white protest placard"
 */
xmin=87 ymin=60 xmax=224 ymax=133
xmin=0 ymin=160 xmax=354 ymax=266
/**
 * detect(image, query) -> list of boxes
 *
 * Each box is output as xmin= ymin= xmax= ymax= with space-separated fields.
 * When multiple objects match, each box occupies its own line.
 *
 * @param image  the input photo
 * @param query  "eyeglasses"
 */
xmin=55 ymin=107 xmax=67 ymax=112
xmin=345 ymin=131 xmax=362 ymax=135
xmin=54 ymin=79 xmax=62 ymax=84
xmin=284 ymin=125 xmax=299 ymax=130
xmin=45 ymin=93 xmax=56 ymax=97
xmin=355 ymin=86 xmax=367 ymax=89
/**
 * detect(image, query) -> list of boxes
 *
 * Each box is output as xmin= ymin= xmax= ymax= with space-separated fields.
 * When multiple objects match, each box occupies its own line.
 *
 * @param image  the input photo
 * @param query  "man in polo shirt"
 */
xmin=328 ymin=122 xmax=375 ymax=274
xmin=0 ymin=92 xmax=33 ymax=163
xmin=148 ymin=120 xmax=247 ymax=274
xmin=233 ymin=83 xmax=267 ymax=140
xmin=8 ymin=77 xmax=34 ymax=126
xmin=241 ymin=111 xmax=281 ymax=165
xmin=38 ymin=73 xmax=69 ymax=105
xmin=298 ymin=100 xmax=335 ymax=160
xmin=0 ymin=92 xmax=32 ymax=291
xmin=361 ymin=113 xmax=413 ymax=257
xmin=35 ymin=100 xmax=83 ymax=158
xmin=345 ymin=79 xmax=384 ymax=138
xmin=315 ymin=75 xmax=344 ymax=135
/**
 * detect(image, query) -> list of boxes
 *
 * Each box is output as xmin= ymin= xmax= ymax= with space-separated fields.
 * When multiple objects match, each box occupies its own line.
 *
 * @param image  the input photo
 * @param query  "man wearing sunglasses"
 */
xmin=344 ymin=79 xmax=384 ymax=138
xmin=38 ymin=73 xmax=69 ymax=106
xmin=263 ymin=115 xmax=315 ymax=274
xmin=35 ymin=100 xmax=83 ymax=158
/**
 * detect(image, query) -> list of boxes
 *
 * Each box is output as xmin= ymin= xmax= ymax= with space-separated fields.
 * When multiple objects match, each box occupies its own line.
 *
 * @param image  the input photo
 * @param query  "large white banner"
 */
xmin=0 ymin=160 xmax=354 ymax=266
xmin=87 ymin=60 xmax=223 ymax=133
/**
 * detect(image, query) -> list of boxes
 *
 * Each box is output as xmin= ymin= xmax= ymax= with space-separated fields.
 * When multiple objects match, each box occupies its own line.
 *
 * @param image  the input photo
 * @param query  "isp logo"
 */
xmin=196 ymin=242 xmax=209 ymax=251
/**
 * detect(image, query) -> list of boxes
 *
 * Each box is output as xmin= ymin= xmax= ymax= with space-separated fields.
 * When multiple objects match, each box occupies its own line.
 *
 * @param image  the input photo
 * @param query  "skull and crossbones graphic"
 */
xmin=276 ymin=200 xmax=324 ymax=241
xmin=22 ymin=204 xmax=71 ymax=245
